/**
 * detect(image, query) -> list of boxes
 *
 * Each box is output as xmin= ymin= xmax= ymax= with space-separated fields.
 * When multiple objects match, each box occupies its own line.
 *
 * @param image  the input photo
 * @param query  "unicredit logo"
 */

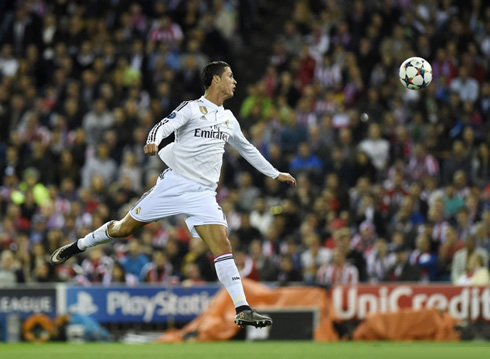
xmin=332 ymin=285 xmax=490 ymax=320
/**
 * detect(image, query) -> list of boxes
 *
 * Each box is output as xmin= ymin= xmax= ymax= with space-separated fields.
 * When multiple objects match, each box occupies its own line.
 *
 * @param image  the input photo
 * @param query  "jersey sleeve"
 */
xmin=228 ymin=116 xmax=280 ymax=179
xmin=146 ymin=102 xmax=193 ymax=145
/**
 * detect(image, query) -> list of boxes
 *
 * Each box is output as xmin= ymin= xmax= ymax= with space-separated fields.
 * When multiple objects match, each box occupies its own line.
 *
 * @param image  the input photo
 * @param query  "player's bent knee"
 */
xmin=109 ymin=221 xmax=132 ymax=238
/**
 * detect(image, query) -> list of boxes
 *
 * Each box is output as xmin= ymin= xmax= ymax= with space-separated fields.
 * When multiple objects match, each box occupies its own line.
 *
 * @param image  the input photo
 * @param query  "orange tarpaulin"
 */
xmin=352 ymin=308 xmax=460 ymax=341
xmin=156 ymin=279 xmax=339 ymax=342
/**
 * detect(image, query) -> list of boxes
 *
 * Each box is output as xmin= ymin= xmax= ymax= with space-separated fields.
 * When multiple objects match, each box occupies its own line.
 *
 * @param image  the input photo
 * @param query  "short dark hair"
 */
xmin=201 ymin=61 xmax=230 ymax=89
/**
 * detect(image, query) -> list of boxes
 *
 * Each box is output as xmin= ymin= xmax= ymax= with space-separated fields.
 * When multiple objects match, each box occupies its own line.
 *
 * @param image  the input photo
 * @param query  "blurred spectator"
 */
xmin=249 ymin=239 xmax=278 ymax=281
xmin=405 ymin=144 xmax=439 ymax=182
xmin=366 ymin=238 xmax=396 ymax=283
xmin=182 ymin=237 xmax=214 ymax=282
xmin=301 ymin=233 xmax=332 ymax=283
xmin=317 ymin=248 xmax=359 ymax=285
xmin=236 ymin=172 xmax=260 ymax=212
xmin=277 ymin=255 xmax=302 ymax=285
xmin=358 ymin=123 xmax=390 ymax=172
xmin=438 ymin=226 xmax=464 ymax=280
xmin=249 ymin=198 xmax=273 ymax=237
xmin=449 ymin=67 xmax=479 ymax=103
xmin=81 ymin=143 xmax=118 ymax=189
xmin=289 ymin=142 xmax=323 ymax=183
xmin=382 ymin=244 xmax=421 ymax=282
xmin=455 ymin=253 xmax=490 ymax=286
xmin=474 ymin=221 xmax=490 ymax=253
xmin=181 ymin=262 xmax=206 ymax=287
xmin=233 ymin=212 xmax=262 ymax=250
xmin=140 ymin=250 xmax=174 ymax=284
xmin=451 ymin=235 xmax=488 ymax=284
xmin=0 ymin=249 xmax=24 ymax=284
xmin=120 ymin=240 xmax=150 ymax=280
xmin=442 ymin=141 xmax=471 ymax=186
xmin=409 ymin=234 xmax=438 ymax=282
xmin=235 ymin=250 xmax=260 ymax=281
xmin=81 ymin=247 xmax=114 ymax=283
xmin=103 ymin=261 xmax=138 ymax=286
xmin=32 ymin=260 xmax=57 ymax=283
xmin=82 ymin=99 xmax=114 ymax=146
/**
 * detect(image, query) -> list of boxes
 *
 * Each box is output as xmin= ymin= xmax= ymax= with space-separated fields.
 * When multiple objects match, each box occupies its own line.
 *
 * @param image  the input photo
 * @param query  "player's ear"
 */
xmin=212 ymin=74 xmax=221 ymax=86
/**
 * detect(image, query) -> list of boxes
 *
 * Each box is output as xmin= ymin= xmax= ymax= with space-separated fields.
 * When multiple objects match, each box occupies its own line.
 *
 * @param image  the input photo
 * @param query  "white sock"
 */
xmin=78 ymin=221 xmax=115 ymax=250
xmin=214 ymin=253 xmax=249 ymax=308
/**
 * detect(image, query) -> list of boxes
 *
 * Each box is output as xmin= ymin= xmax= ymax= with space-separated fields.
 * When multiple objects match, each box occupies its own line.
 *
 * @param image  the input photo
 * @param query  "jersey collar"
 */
xmin=200 ymin=96 xmax=223 ymax=110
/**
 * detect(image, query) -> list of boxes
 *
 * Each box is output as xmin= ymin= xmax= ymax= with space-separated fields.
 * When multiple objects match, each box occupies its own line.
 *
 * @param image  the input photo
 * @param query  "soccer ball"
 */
xmin=399 ymin=57 xmax=433 ymax=90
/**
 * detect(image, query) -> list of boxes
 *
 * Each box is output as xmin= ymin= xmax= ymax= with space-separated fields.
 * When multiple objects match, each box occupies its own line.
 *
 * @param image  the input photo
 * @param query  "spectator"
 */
xmin=181 ymin=237 xmax=215 ymax=282
xmin=0 ymin=249 xmax=24 ymax=284
xmin=140 ymin=250 xmax=174 ymax=284
xmin=474 ymin=221 xmax=490 ymax=253
xmin=455 ymin=253 xmax=490 ymax=286
xmin=449 ymin=67 xmax=479 ymax=103
xmin=249 ymin=198 xmax=273 ymax=237
xmin=277 ymin=255 xmax=303 ymax=285
xmin=301 ymin=233 xmax=332 ymax=283
xmin=236 ymin=172 xmax=260 ymax=213
xmin=82 ymin=99 xmax=114 ymax=146
xmin=367 ymin=238 xmax=396 ymax=283
xmin=451 ymin=235 xmax=488 ymax=284
xmin=249 ymin=239 xmax=278 ymax=281
xmin=103 ymin=260 xmax=138 ymax=286
xmin=438 ymin=226 xmax=464 ymax=280
xmin=405 ymin=144 xmax=439 ymax=182
xmin=235 ymin=250 xmax=260 ymax=281
xmin=409 ymin=234 xmax=438 ymax=282
xmin=233 ymin=212 xmax=262 ymax=250
xmin=382 ymin=244 xmax=421 ymax=282
xmin=120 ymin=240 xmax=150 ymax=280
xmin=358 ymin=123 xmax=390 ymax=172
xmin=442 ymin=140 xmax=472 ymax=186
xmin=81 ymin=143 xmax=118 ymax=189
xmin=289 ymin=142 xmax=323 ymax=183
xmin=317 ymin=248 xmax=359 ymax=285
xmin=81 ymin=247 xmax=114 ymax=283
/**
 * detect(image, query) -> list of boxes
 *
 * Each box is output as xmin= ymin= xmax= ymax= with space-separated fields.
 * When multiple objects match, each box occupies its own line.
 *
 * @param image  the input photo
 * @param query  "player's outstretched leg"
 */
xmin=50 ymin=213 xmax=147 ymax=265
xmin=195 ymin=224 xmax=273 ymax=328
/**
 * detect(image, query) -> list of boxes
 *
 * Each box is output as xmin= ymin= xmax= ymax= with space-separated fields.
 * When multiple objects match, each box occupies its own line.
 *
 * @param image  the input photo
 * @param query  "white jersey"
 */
xmin=147 ymin=96 xmax=279 ymax=187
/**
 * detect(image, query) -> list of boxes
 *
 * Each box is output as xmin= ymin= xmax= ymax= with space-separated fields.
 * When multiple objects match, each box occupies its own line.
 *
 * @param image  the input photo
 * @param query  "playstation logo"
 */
xmin=69 ymin=291 xmax=98 ymax=315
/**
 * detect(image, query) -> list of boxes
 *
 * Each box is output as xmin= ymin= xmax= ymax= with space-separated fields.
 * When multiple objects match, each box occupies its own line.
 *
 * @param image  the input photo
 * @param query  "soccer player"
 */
xmin=50 ymin=61 xmax=296 ymax=328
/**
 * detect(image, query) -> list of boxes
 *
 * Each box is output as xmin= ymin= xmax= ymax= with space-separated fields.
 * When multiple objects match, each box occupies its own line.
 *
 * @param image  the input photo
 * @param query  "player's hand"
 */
xmin=144 ymin=143 xmax=158 ymax=156
xmin=276 ymin=172 xmax=296 ymax=187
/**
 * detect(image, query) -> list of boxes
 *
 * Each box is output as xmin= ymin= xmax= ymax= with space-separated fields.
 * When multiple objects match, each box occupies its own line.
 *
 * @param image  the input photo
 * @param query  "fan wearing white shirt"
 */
xmin=50 ymin=61 xmax=296 ymax=328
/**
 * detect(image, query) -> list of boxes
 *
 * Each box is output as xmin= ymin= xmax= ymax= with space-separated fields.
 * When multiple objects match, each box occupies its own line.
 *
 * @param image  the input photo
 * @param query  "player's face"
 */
xmin=219 ymin=67 xmax=237 ymax=99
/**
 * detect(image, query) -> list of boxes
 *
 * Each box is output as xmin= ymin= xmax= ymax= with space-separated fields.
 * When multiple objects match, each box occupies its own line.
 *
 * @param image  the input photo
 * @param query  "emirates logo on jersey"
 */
xmin=194 ymin=125 xmax=229 ymax=141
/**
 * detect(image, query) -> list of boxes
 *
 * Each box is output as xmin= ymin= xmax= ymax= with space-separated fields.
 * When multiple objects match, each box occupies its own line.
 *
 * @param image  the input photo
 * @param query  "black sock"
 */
xmin=235 ymin=305 xmax=251 ymax=314
xmin=68 ymin=241 xmax=84 ymax=254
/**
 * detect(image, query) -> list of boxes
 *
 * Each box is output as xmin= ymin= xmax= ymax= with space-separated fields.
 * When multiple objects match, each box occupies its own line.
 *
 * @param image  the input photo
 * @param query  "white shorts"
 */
xmin=129 ymin=169 xmax=227 ymax=237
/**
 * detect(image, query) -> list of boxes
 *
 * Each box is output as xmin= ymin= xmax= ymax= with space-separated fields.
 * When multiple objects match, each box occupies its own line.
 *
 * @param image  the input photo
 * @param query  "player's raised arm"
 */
xmin=144 ymin=102 xmax=192 ymax=156
xmin=228 ymin=117 xmax=296 ymax=187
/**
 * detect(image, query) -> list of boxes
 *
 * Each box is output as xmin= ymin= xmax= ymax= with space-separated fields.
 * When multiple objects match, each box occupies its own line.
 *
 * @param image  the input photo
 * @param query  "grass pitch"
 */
xmin=1 ymin=341 xmax=490 ymax=359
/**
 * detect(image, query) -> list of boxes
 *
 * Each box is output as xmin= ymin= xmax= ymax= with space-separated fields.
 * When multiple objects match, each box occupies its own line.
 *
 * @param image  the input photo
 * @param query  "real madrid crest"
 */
xmin=225 ymin=119 xmax=230 ymax=127
xmin=199 ymin=106 xmax=208 ymax=115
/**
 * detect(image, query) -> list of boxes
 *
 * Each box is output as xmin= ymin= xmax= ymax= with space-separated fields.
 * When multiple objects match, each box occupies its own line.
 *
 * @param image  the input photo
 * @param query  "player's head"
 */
xmin=201 ymin=61 xmax=236 ymax=99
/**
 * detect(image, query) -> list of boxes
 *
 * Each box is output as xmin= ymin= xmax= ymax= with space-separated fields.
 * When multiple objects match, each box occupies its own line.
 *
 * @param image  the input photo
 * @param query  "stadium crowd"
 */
xmin=0 ymin=0 xmax=489 ymax=288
